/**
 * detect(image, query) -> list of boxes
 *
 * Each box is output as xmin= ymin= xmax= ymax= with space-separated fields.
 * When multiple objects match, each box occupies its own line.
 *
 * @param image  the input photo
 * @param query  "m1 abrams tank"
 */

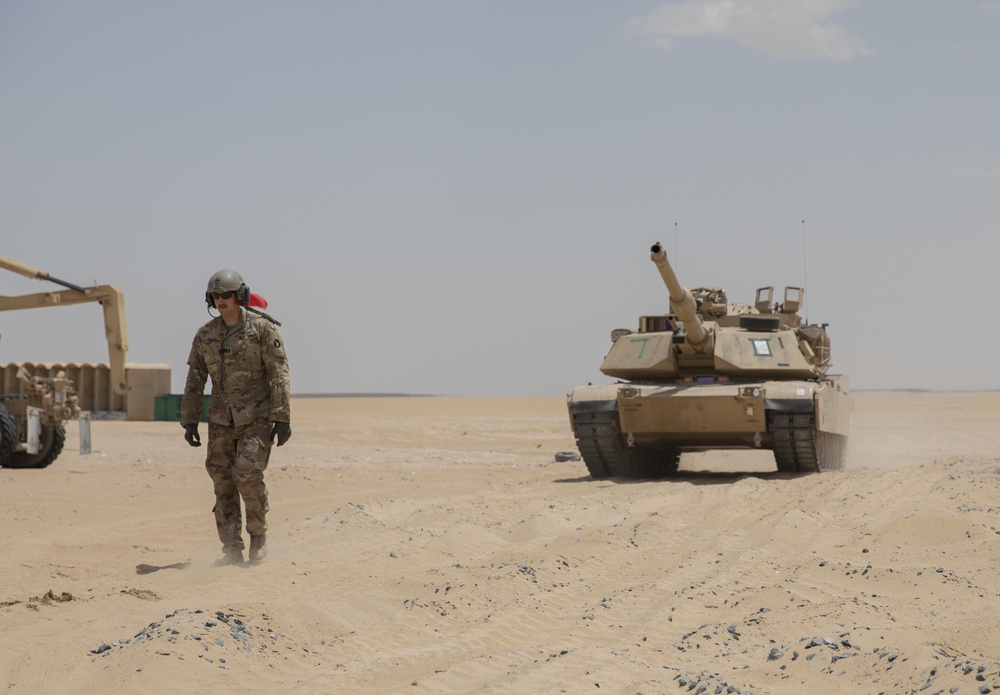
xmin=567 ymin=243 xmax=849 ymax=477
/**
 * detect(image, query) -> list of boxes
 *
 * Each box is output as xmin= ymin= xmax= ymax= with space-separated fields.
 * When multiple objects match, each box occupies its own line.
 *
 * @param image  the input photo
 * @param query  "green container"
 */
xmin=154 ymin=394 xmax=211 ymax=422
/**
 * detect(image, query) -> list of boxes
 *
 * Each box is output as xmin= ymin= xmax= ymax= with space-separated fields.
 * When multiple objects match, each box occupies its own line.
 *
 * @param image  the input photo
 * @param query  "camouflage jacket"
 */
xmin=181 ymin=309 xmax=291 ymax=427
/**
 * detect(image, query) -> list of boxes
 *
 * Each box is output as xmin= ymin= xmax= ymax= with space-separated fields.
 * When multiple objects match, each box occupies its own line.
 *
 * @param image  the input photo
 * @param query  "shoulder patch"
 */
xmin=274 ymin=339 xmax=281 ymax=348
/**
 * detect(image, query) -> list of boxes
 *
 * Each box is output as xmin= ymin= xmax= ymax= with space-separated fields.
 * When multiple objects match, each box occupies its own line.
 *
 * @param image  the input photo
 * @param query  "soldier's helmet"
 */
xmin=205 ymin=269 xmax=249 ymax=306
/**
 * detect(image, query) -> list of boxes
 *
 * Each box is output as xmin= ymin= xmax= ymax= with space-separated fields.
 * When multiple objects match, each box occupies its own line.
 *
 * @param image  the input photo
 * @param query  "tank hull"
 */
xmin=567 ymin=375 xmax=849 ymax=476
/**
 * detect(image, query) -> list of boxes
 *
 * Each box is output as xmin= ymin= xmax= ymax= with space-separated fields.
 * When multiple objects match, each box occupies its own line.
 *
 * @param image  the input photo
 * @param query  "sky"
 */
xmin=2 ymin=0 xmax=999 ymax=397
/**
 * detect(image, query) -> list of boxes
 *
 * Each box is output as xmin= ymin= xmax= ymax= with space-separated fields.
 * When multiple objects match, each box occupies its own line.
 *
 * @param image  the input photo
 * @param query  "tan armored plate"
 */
xmin=567 ymin=243 xmax=850 ymax=477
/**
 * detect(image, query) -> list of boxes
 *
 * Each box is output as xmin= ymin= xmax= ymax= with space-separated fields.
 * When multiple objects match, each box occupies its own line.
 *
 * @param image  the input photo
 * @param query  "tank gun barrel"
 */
xmin=650 ymin=243 xmax=709 ymax=347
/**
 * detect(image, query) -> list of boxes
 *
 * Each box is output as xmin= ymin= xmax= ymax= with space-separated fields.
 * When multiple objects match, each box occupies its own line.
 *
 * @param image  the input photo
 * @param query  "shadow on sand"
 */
xmin=135 ymin=561 xmax=191 ymax=575
xmin=553 ymin=470 xmax=815 ymax=486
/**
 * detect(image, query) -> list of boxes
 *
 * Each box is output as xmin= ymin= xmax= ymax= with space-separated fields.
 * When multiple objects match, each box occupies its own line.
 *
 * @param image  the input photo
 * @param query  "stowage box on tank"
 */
xmin=567 ymin=243 xmax=849 ymax=477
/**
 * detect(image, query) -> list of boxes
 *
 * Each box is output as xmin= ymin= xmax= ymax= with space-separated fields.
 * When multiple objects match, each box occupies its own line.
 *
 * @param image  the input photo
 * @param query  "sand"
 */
xmin=2 ymin=392 xmax=1000 ymax=694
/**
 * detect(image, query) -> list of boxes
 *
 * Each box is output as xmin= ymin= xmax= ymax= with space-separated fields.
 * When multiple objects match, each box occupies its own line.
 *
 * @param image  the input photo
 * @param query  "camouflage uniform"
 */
xmin=181 ymin=308 xmax=290 ymax=556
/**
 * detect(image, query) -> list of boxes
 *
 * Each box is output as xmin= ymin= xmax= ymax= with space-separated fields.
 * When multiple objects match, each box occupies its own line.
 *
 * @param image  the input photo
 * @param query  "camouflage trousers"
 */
xmin=204 ymin=418 xmax=272 ymax=553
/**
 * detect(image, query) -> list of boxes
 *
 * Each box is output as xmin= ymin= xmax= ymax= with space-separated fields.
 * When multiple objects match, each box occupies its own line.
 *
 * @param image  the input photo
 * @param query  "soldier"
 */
xmin=181 ymin=269 xmax=291 ymax=565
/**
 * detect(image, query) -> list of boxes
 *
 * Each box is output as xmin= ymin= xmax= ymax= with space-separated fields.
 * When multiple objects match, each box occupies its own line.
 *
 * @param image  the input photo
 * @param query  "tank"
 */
xmin=567 ymin=243 xmax=849 ymax=477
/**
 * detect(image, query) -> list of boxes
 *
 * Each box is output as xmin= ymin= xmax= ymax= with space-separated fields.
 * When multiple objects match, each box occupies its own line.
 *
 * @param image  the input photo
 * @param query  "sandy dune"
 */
xmin=2 ymin=393 xmax=1000 ymax=694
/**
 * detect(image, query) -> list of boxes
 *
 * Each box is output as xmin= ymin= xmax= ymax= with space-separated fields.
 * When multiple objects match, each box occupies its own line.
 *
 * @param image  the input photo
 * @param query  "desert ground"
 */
xmin=2 ymin=392 xmax=1000 ymax=694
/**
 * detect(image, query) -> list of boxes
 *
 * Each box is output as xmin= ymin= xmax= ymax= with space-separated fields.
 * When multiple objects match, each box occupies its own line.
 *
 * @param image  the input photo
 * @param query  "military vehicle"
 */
xmin=567 ymin=243 xmax=849 ymax=477
xmin=0 ymin=256 xmax=128 ymax=468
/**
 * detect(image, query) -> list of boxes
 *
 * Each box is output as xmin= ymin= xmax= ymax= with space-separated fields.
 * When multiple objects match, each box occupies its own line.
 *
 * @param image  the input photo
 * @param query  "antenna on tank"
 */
xmin=674 ymin=222 xmax=678 ymax=269
xmin=801 ymin=219 xmax=808 ymax=318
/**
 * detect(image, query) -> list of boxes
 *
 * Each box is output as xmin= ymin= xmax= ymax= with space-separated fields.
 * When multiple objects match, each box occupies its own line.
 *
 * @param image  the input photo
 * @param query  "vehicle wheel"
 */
xmin=0 ymin=403 xmax=17 ymax=467
xmin=3 ymin=424 xmax=66 ymax=469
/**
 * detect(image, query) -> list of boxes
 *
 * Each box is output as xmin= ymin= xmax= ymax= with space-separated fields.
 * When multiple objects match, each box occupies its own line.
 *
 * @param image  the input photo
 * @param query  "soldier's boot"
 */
xmin=214 ymin=547 xmax=244 ymax=567
xmin=249 ymin=534 xmax=268 ymax=563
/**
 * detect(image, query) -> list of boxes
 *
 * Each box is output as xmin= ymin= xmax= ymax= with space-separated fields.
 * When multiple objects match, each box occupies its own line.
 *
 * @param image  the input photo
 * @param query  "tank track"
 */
xmin=769 ymin=412 xmax=846 ymax=473
xmin=569 ymin=402 xmax=679 ymax=479
xmin=769 ymin=412 xmax=819 ymax=473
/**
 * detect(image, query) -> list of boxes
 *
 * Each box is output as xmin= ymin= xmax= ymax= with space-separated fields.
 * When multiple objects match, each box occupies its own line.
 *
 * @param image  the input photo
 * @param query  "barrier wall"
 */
xmin=0 ymin=362 xmax=171 ymax=421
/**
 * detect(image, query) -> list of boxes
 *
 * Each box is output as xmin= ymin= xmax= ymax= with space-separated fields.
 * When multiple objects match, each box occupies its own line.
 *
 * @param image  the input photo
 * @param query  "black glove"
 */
xmin=271 ymin=421 xmax=291 ymax=447
xmin=184 ymin=423 xmax=201 ymax=447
